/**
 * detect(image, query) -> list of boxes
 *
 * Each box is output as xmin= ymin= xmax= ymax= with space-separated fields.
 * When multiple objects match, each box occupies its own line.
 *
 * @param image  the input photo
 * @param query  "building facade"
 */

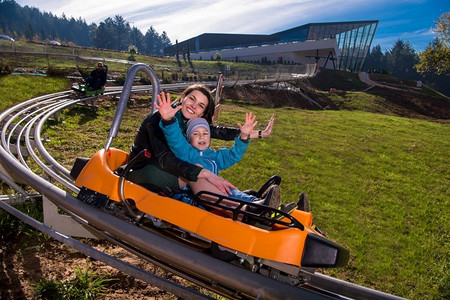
xmin=164 ymin=20 xmax=378 ymax=72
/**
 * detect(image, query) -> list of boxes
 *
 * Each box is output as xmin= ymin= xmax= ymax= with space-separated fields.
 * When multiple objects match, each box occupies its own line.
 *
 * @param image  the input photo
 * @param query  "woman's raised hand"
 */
xmin=260 ymin=114 xmax=275 ymax=138
xmin=246 ymin=114 xmax=275 ymax=139
xmin=238 ymin=112 xmax=258 ymax=139
xmin=154 ymin=92 xmax=182 ymax=121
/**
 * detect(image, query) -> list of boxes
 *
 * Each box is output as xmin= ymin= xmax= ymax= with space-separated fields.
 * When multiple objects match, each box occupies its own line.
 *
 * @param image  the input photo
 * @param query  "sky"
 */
xmin=14 ymin=0 xmax=449 ymax=52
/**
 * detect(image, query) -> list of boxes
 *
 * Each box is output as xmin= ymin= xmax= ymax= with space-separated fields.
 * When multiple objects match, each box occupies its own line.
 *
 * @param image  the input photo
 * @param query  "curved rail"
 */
xmin=0 ymin=70 xmax=405 ymax=300
xmin=105 ymin=63 xmax=160 ymax=150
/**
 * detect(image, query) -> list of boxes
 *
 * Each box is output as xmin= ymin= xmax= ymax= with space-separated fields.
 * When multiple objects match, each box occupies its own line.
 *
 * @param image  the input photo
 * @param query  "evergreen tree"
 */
xmin=24 ymin=22 xmax=34 ymax=40
xmin=144 ymin=26 xmax=158 ymax=55
xmin=113 ymin=15 xmax=129 ymax=51
xmin=159 ymin=31 xmax=171 ymax=54
xmin=385 ymin=39 xmax=419 ymax=79
xmin=94 ymin=18 xmax=115 ymax=49
xmin=131 ymin=27 xmax=145 ymax=53
xmin=363 ymin=44 xmax=387 ymax=72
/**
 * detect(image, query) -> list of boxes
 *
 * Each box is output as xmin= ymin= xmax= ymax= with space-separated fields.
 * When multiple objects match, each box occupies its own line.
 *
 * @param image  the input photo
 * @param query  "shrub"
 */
xmin=0 ymin=61 xmax=16 ymax=74
xmin=32 ymin=264 xmax=114 ymax=300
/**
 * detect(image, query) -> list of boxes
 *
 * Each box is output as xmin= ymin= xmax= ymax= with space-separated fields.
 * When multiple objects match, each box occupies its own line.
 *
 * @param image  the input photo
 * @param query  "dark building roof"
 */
xmin=165 ymin=20 xmax=378 ymax=72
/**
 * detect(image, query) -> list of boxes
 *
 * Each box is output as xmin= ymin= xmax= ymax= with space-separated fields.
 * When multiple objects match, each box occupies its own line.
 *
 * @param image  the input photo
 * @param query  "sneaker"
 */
xmin=272 ymin=202 xmax=297 ymax=220
xmin=281 ymin=202 xmax=298 ymax=214
xmin=262 ymin=185 xmax=281 ymax=209
xmin=297 ymin=192 xmax=310 ymax=212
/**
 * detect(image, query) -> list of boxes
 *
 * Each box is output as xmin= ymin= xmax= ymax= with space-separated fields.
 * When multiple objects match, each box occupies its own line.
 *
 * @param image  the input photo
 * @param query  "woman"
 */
xmin=127 ymin=84 xmax=275 ymax=200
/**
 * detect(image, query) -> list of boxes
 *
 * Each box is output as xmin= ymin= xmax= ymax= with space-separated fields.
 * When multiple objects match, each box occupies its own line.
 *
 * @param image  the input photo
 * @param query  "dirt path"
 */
xmin=358 ymin=72 xmax=404 ymax=91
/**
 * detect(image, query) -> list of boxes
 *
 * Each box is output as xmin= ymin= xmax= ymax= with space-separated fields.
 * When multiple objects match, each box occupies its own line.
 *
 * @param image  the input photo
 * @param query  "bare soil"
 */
xmin=1 ymin=237 xmax=189 ymax=299
xmin=365 ymin=87 xmax=450 ymax=122
xmin=1 ymin=78 xmax=449 ymax=299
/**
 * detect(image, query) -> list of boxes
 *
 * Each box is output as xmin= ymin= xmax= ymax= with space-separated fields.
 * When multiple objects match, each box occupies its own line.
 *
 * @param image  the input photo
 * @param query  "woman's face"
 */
xmin=180 ymin=90 xmax=209 ymax=120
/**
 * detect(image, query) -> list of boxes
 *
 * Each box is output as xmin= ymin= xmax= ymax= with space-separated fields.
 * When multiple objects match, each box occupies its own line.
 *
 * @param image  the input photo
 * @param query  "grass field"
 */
xmin=1 ymin=74 xmax=449 ymax=299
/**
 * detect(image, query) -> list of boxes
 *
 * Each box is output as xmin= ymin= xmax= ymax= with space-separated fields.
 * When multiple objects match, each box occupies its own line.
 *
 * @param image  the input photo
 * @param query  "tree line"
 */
xmin=363 ymin=13 xmax=449 ymax=96
xmin=363 ymin=40 xmax=424 ymax=81
xmin=0 ymin=0 xmax=171 ymax=55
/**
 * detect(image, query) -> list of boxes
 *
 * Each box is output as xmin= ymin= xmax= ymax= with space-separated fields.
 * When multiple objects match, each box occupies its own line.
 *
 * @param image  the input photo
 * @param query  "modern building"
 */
xmin=164 ymin=20 xmax=378 ymax=72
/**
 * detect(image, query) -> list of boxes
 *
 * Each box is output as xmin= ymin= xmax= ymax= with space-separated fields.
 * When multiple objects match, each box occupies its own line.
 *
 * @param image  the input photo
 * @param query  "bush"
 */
xmin=0 ymin=61 xmax=16 ymax=74
xmin=32 ymin=279 xmax=62 ymax=300
xmin=32 ymin=264 xmax=114 ymax=300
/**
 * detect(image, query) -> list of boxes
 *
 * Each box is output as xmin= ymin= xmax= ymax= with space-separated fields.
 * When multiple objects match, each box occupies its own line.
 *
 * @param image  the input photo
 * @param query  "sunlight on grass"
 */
xmin=217 ymin=105 xmax=449 ymax=299
xmin=0 ymin=75 xmax=69 ymax=111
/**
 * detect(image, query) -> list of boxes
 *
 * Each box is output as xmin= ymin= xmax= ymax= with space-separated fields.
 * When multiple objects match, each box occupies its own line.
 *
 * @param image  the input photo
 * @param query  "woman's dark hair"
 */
xmin=176 ymin=84 xmax=215 ymax=124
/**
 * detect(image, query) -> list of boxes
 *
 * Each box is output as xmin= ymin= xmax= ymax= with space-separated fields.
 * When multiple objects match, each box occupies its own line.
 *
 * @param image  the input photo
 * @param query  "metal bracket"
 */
xmin=43 ymin=195 xmax=98 ymax=239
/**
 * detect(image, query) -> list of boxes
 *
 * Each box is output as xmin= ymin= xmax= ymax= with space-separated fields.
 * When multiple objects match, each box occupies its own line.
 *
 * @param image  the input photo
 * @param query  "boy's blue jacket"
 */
xmin=160 ymin=119 xmax=249 ymax=175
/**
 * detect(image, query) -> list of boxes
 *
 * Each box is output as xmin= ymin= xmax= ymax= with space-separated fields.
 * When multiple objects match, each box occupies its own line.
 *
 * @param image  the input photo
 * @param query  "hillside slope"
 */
xmin=223 ymin=69 xmax=450 ymax=123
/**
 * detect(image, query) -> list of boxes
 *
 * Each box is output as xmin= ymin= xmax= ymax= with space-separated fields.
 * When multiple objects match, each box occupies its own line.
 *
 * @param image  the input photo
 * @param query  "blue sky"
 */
xmin=15 ymin=0 xmax=449 ymax=52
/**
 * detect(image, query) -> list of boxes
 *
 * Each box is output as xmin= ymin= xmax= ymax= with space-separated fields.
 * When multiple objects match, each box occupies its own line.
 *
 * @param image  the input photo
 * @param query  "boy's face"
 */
xmin=189 ymin=127 xmax=210 ymax=151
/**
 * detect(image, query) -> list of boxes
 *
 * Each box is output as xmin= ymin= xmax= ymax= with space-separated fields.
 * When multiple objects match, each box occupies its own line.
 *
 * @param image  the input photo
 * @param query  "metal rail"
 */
xmin=0 ymin=69 xmax=405 ymax=300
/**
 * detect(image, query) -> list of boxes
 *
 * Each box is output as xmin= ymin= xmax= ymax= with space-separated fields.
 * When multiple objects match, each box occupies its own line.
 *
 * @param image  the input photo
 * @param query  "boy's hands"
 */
xmin=237 ymin=112 xmax=258 ymax=139
xmin=154 ymin=92 xmax=182 ymax=121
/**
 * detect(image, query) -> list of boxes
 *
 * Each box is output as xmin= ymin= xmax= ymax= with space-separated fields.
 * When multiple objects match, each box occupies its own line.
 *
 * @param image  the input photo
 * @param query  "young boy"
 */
xmin=160 ymin=115 xmax=261 ymax=203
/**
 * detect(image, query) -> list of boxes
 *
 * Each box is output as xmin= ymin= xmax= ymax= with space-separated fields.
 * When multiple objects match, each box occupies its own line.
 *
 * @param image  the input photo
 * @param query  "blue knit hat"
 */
xmin=186 ymin=118 xmax=210 ymax=140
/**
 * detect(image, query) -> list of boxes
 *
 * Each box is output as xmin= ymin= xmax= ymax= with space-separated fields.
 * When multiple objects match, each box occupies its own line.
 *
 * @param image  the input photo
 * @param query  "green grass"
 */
xmin=317 ymin=90 xmax=400 ymax=112
xmin=215 ymin=105 xmax=449 ymax=299
xmin=0 ymin=75 xmax=69 ymax=111
xmin=1 ymin=72 xmax=449 ymax=299
xmin=0 ymin=200 xmax=45 ymax=242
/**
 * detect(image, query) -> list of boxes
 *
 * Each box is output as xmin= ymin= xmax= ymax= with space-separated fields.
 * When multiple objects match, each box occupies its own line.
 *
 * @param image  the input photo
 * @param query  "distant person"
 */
xmin=85 ymin=62 xmax=107 ymax=91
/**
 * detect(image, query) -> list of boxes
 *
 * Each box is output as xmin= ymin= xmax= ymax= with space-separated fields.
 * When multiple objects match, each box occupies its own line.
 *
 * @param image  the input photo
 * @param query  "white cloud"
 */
xmin=16 ymin=0 xmax=382 ymax=41
xmin=14 ymin=0 xmax=441 ymax=51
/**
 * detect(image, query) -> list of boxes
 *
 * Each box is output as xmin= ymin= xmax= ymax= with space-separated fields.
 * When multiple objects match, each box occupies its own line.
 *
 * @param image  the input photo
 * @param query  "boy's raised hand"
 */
xmin=154 ymin=92 xmax=182 ymax=121
xmin=237 ymin=112 xmax=258 ymax=139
